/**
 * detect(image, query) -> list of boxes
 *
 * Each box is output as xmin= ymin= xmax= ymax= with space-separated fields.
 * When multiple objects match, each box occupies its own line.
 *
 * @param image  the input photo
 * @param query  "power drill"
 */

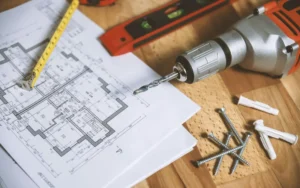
xmin=133 ymin=0 xmax=300 ymax=95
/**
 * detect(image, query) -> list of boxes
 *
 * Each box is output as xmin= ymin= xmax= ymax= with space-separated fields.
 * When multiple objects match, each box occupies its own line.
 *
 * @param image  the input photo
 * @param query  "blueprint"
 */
xmin=0 ymin=126 xmax=196 ymax=188
xmin=0 ymin=1 xmax=199 ymax=188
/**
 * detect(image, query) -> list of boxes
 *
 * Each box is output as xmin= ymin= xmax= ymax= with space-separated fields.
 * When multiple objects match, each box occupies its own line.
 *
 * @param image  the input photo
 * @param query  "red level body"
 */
xmin=79 ymin=0 xmax=116 ymax=6
xmin=100 ymin=0 xmax=237 ymax=56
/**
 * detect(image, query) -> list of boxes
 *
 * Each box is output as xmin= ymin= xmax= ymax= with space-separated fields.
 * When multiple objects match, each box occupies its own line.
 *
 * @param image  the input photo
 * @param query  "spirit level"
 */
xmin=79 ymin=0 xmax=116 ymax=6
xmin=100 ymin=0 xmax=237 ymax=56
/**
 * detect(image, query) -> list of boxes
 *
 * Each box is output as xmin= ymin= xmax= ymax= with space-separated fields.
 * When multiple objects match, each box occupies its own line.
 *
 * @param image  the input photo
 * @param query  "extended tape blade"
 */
xmin=19 ymin=0 xmax=79 ymax=91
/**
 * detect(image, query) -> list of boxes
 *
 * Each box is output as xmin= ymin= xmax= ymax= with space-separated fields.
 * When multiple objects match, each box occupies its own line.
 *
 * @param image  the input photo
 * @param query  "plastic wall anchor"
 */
xmin=258 ymin=131 xmax=277 ymax=160
xmin=254 ymin=120 xmax=298 ymax=145
xmin=254 ymin=120 xmax=276 ymax=160
xmin=238 ymin=96 xmax=279 ymax=115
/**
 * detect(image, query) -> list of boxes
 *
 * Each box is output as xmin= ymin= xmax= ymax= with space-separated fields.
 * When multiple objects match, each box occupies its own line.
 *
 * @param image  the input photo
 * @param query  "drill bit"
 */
xmin=133 ymin=72 xmax=179 ymax=95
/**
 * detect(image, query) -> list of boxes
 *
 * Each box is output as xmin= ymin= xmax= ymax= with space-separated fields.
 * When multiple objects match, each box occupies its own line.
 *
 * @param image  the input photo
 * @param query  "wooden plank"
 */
xmin=220 ymin=68 xmax=280 ymax=95
xmin=238 ymin=84 xmax=300 ymax=188
xmin=146 ymin=165 xmax=185 ymax=188
xmin=173 ymin=147 xmax=216 ymax=188
xmin=1 ymin=0 xmax=300 ymax=188
xmin=133 ymin=180 xmax=150 ymax=188
xmin=282 ymin=70 xmax=300 ymax=110
xmin=0 ymin=0 xmax=27 ymax=12
xmin=218 ymin=170 xmax=282 ymax=188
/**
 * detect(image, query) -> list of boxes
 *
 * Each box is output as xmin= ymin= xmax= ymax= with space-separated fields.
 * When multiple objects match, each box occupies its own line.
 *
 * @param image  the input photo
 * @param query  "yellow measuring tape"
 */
xmin=20 ymin=0 xmax=79 ymax=91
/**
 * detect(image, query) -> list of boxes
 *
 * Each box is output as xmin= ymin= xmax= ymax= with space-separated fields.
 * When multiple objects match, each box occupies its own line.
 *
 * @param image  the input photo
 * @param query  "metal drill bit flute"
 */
xmin=133 ymin=72 xmax=179 ymax=95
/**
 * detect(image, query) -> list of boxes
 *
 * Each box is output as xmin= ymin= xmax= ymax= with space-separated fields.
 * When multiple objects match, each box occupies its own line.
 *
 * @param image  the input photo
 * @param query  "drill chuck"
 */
xmin=174 ymin=30 xmax=247 ymax=84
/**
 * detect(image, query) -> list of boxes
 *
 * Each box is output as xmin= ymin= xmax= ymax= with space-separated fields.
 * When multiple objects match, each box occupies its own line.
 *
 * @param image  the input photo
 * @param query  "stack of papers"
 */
xmin=0 ymin=1 xmax=199 ymax=188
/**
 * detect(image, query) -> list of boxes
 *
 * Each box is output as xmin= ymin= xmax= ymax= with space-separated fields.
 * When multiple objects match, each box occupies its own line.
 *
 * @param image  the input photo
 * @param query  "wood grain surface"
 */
xmin=0 ymin=0 xmax=299 ymax=188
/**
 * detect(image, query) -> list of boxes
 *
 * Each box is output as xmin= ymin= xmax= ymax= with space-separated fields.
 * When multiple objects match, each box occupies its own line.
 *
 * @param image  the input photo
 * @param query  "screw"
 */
xmin=207 ymin=133 xmax=249 ymax=165
xmin=192 ymin=144 xmax=246 ymax=168
xmin=213 ymin=132 xmax=233 ymax=176
xmin=230 ymin=132 xmax=252 ymax=174
xmin=218 ymin=108 xmax=243 ymax=144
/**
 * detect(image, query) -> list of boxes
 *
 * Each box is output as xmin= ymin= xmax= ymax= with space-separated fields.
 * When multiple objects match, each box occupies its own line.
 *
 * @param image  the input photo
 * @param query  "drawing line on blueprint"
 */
xmin=0 ymin=39 xmax=147 ymax=178
xmin=69 ymin=114 xmax=146 ymax=174
xmin=0 ymin=0 xmax=152 ymax=179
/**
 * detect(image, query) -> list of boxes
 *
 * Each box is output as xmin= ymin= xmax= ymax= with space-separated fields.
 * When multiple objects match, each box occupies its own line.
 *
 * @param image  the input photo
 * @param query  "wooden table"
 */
xmin=1 ymin=0 xmax=299 ymax=187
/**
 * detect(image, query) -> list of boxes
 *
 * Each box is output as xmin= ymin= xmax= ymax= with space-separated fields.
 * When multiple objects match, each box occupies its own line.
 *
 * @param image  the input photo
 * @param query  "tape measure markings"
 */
xmin=20 ymin=0 xmax=79 ymax=90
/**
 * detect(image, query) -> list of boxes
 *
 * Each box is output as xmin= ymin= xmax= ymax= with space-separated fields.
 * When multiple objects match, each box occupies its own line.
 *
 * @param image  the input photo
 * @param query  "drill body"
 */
xmin=175 ymin=0 xmax=300 ymax=84
xmin=134 ymin=0 xmax=300 ymax=95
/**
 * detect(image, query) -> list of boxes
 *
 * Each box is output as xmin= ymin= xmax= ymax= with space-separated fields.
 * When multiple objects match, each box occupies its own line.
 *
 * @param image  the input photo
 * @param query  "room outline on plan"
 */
xmin=1 ymin=40 xmax=130 ymax=156
xmin=0 ymin=2 xmax=199 ymax=188
xmin=0 ymin=30 xmax=148 ymax=177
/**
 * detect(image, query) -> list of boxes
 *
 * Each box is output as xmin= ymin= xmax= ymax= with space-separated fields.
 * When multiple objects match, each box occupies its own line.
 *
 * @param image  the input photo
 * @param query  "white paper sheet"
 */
xmin=0 ymin=146 xmax=39 ymax=188
xmin=0 ymin=1 xmax=199 ymax=188
xmin=0 ymin=126 xmax=196 ymax=188
xmin=107 ymin=126 xmax=196 ymax=188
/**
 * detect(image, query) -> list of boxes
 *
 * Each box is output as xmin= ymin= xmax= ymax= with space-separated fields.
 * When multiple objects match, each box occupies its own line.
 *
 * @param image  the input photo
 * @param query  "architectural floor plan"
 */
xmin=0 ymin=39 xmax=145 ymax=176
xmin=0 ymin=1 xmax=198 ymax=188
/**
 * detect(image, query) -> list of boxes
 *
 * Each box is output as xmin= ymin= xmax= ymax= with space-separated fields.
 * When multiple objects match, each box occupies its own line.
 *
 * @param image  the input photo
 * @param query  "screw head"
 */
xmin=207 ymin=133 xmax=214 ymax=138
xmin=245 ymin=132 xmax=253 ymax=136
xmin=218 ymin=107 xmax=226 ymax=113
xmin=191 ymin=161 xmax=200 ymax=168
